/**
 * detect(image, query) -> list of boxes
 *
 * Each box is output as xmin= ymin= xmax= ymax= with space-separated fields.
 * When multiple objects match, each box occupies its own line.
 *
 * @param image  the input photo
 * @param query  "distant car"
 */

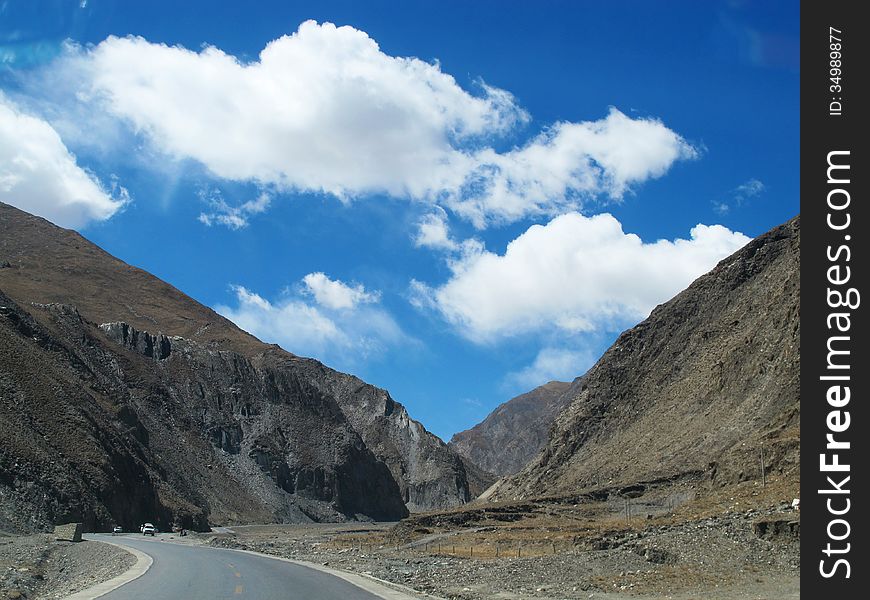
xmin=142 ymin=523 xmax=156 ymax=536
xmin=112 ymin=526 xmax=123 ymax=535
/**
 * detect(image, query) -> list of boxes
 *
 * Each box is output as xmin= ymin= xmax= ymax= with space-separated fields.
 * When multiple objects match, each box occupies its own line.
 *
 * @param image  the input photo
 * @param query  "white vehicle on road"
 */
xmin=142 ymin=522 xmax=156 ymax=536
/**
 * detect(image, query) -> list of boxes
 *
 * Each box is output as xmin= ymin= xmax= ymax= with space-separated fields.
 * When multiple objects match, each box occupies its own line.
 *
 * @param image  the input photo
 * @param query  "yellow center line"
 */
xmin=235 ymin=584 xmax=244 ymax=594
xmin=234 ymin=571 xmax=242 ymax=578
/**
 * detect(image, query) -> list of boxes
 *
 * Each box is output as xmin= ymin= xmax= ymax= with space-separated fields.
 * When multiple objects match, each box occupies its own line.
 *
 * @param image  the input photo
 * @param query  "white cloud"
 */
xmin=454 ymin=108 xmax=698 ymax=227
xmin=76 ymin=22 xmax=523 ymax=202
xmin=198 ymin=189 xmax=271 ymax=229
xmin=49 ymin=22 xmax=695 ymax=227
xmin=413 ymin=212 xmax=750 ymax=342
xmin=735 ymin=178 xmax=764 ymax=198
xmin=712 ymin=178 xmax=765 ymax=214
xmin=301 ymin=272 xmax=379 ymax=310
xmin=217 ymin=285 xmax=345 ymax=352
xmin=215 ymin=276 xmax=404 ymax=365
xmin=414 ymin=208 xmax=458 ymax=251
xmin=0 ymin=93 xmax=125 ymax=228
xmin=506 ymin=347 xmax=596 ymax=391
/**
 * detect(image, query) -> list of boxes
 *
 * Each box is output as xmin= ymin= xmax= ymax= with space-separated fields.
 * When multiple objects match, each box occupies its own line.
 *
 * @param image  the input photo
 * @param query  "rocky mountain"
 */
xmin=275 ymin=363 xmax=479 ymax=512
xmin=449 ymin=380 xmax=573 ymax=477
xmin=0 ymin=202 xmax=474 ymax=533
xmin=485 ymin=216 xmax=800 ymax=502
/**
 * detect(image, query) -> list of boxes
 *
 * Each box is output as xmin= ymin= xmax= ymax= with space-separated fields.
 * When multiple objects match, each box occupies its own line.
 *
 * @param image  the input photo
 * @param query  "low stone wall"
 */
xmin=54 ymin=522 xmax=83 ymax=542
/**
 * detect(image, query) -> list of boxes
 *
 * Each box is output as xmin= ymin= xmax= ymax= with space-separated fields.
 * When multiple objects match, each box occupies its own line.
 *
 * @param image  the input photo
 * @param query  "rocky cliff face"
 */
xmin=301 ymin=369 xmax=478 ymax=511
xmin=487 ymin=216 xmax=800 ymax=501
xmin=0 ymin=202 xmax=474 ymax=532
xmin=449 ymin=380 xmax=573 ymax=477
xmin=0 ymin=293 xmax=406 ymax=533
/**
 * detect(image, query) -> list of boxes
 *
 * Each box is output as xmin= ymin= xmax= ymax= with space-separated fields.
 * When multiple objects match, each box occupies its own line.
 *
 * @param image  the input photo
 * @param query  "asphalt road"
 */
xmin=86 ymin=534 xmax=385 ymax=600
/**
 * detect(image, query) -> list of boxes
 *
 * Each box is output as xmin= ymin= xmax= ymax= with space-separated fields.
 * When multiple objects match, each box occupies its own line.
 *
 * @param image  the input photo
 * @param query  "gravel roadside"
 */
xmin=207 ymin=510 xmax=799 ymax=600
xmin=0 ymin=534 xmax=135 ymax=600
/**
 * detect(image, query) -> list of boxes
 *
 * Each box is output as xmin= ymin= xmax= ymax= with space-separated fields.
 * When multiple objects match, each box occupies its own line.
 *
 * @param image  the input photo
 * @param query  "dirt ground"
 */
xmin=203 ymin=477 xmax=800 ymax=600
xmin=0 ymin=533 xmax=135 ymax=600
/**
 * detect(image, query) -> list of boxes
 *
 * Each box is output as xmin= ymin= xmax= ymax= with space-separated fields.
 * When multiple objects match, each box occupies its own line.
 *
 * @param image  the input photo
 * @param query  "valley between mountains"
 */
xmin=1 ymin=203 xmax=799 ymax=599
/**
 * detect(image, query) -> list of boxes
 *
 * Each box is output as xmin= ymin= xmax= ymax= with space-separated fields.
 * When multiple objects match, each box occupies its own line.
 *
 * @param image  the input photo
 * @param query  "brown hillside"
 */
xmin=487 ymin=216 xmax=799 ymax=501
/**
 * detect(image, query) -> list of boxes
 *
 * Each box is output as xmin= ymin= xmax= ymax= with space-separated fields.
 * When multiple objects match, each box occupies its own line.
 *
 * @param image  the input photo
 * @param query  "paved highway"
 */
xmin=86 ymin=534 xmax=389 ymax=600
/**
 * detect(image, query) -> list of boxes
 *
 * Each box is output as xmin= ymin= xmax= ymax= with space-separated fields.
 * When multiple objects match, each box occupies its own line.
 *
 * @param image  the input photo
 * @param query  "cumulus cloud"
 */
xmin=414 ymin=208 xmax=458 ymax=251
xmin=301 ymin=272 xmax=379 ymax=310
xmin=48 ymin=21 xmax=695 ymax=227
xmin=75 ymin=22 xmax=522 ymax=200
xmin=454 ymin=108 xmax=698 ymax=226
xmin=505 ymin=347 xmax=596 ymax=391
xmin=215 ymin=275 xmax=404 ymax=365
xmin=412 ymin=212 xmax=750 ymax=342
xmin=0 ymin=93 xmax=125 ymax=228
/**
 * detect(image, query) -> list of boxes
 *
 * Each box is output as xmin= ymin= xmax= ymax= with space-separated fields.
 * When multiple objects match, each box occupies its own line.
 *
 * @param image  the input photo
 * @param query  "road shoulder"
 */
xmin=63 ymin=537 xmax=153 ymax=600
xmin=219 ymin=546 xmax=444 ymax=600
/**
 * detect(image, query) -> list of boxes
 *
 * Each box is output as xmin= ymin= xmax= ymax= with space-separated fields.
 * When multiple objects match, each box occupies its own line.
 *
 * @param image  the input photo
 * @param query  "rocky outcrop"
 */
xmin=104 ymin=319 xmax=478 ymax=514
xmin=449 ymin=380 xmax=574 ymax=477
xmin=488 ymin=216 xmax=800 ymax=501
xmin=0 ymin=202 xmax=475 ymax=533
xmin=100 ymin=322 xmax=173 ymax=361
xmin=294 ymin=365 xmax=483 ymax=511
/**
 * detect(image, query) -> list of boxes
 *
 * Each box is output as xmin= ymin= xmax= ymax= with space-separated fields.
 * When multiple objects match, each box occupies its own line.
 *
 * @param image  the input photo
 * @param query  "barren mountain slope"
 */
xmin=0 ymin=204 xmax=262 ymax=356
xmin=449 ymin=380 xmax=573 ymax=477
xmin=488 ymin=216 xmax=800 ymax=501
xmin=0 ymin=289 xmax=408 ymax=532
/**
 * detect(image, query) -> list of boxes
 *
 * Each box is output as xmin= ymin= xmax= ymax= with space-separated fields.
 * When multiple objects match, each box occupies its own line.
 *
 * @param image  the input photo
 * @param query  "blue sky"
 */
xmin=0 ymin=1 xmax=799 ymax=441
